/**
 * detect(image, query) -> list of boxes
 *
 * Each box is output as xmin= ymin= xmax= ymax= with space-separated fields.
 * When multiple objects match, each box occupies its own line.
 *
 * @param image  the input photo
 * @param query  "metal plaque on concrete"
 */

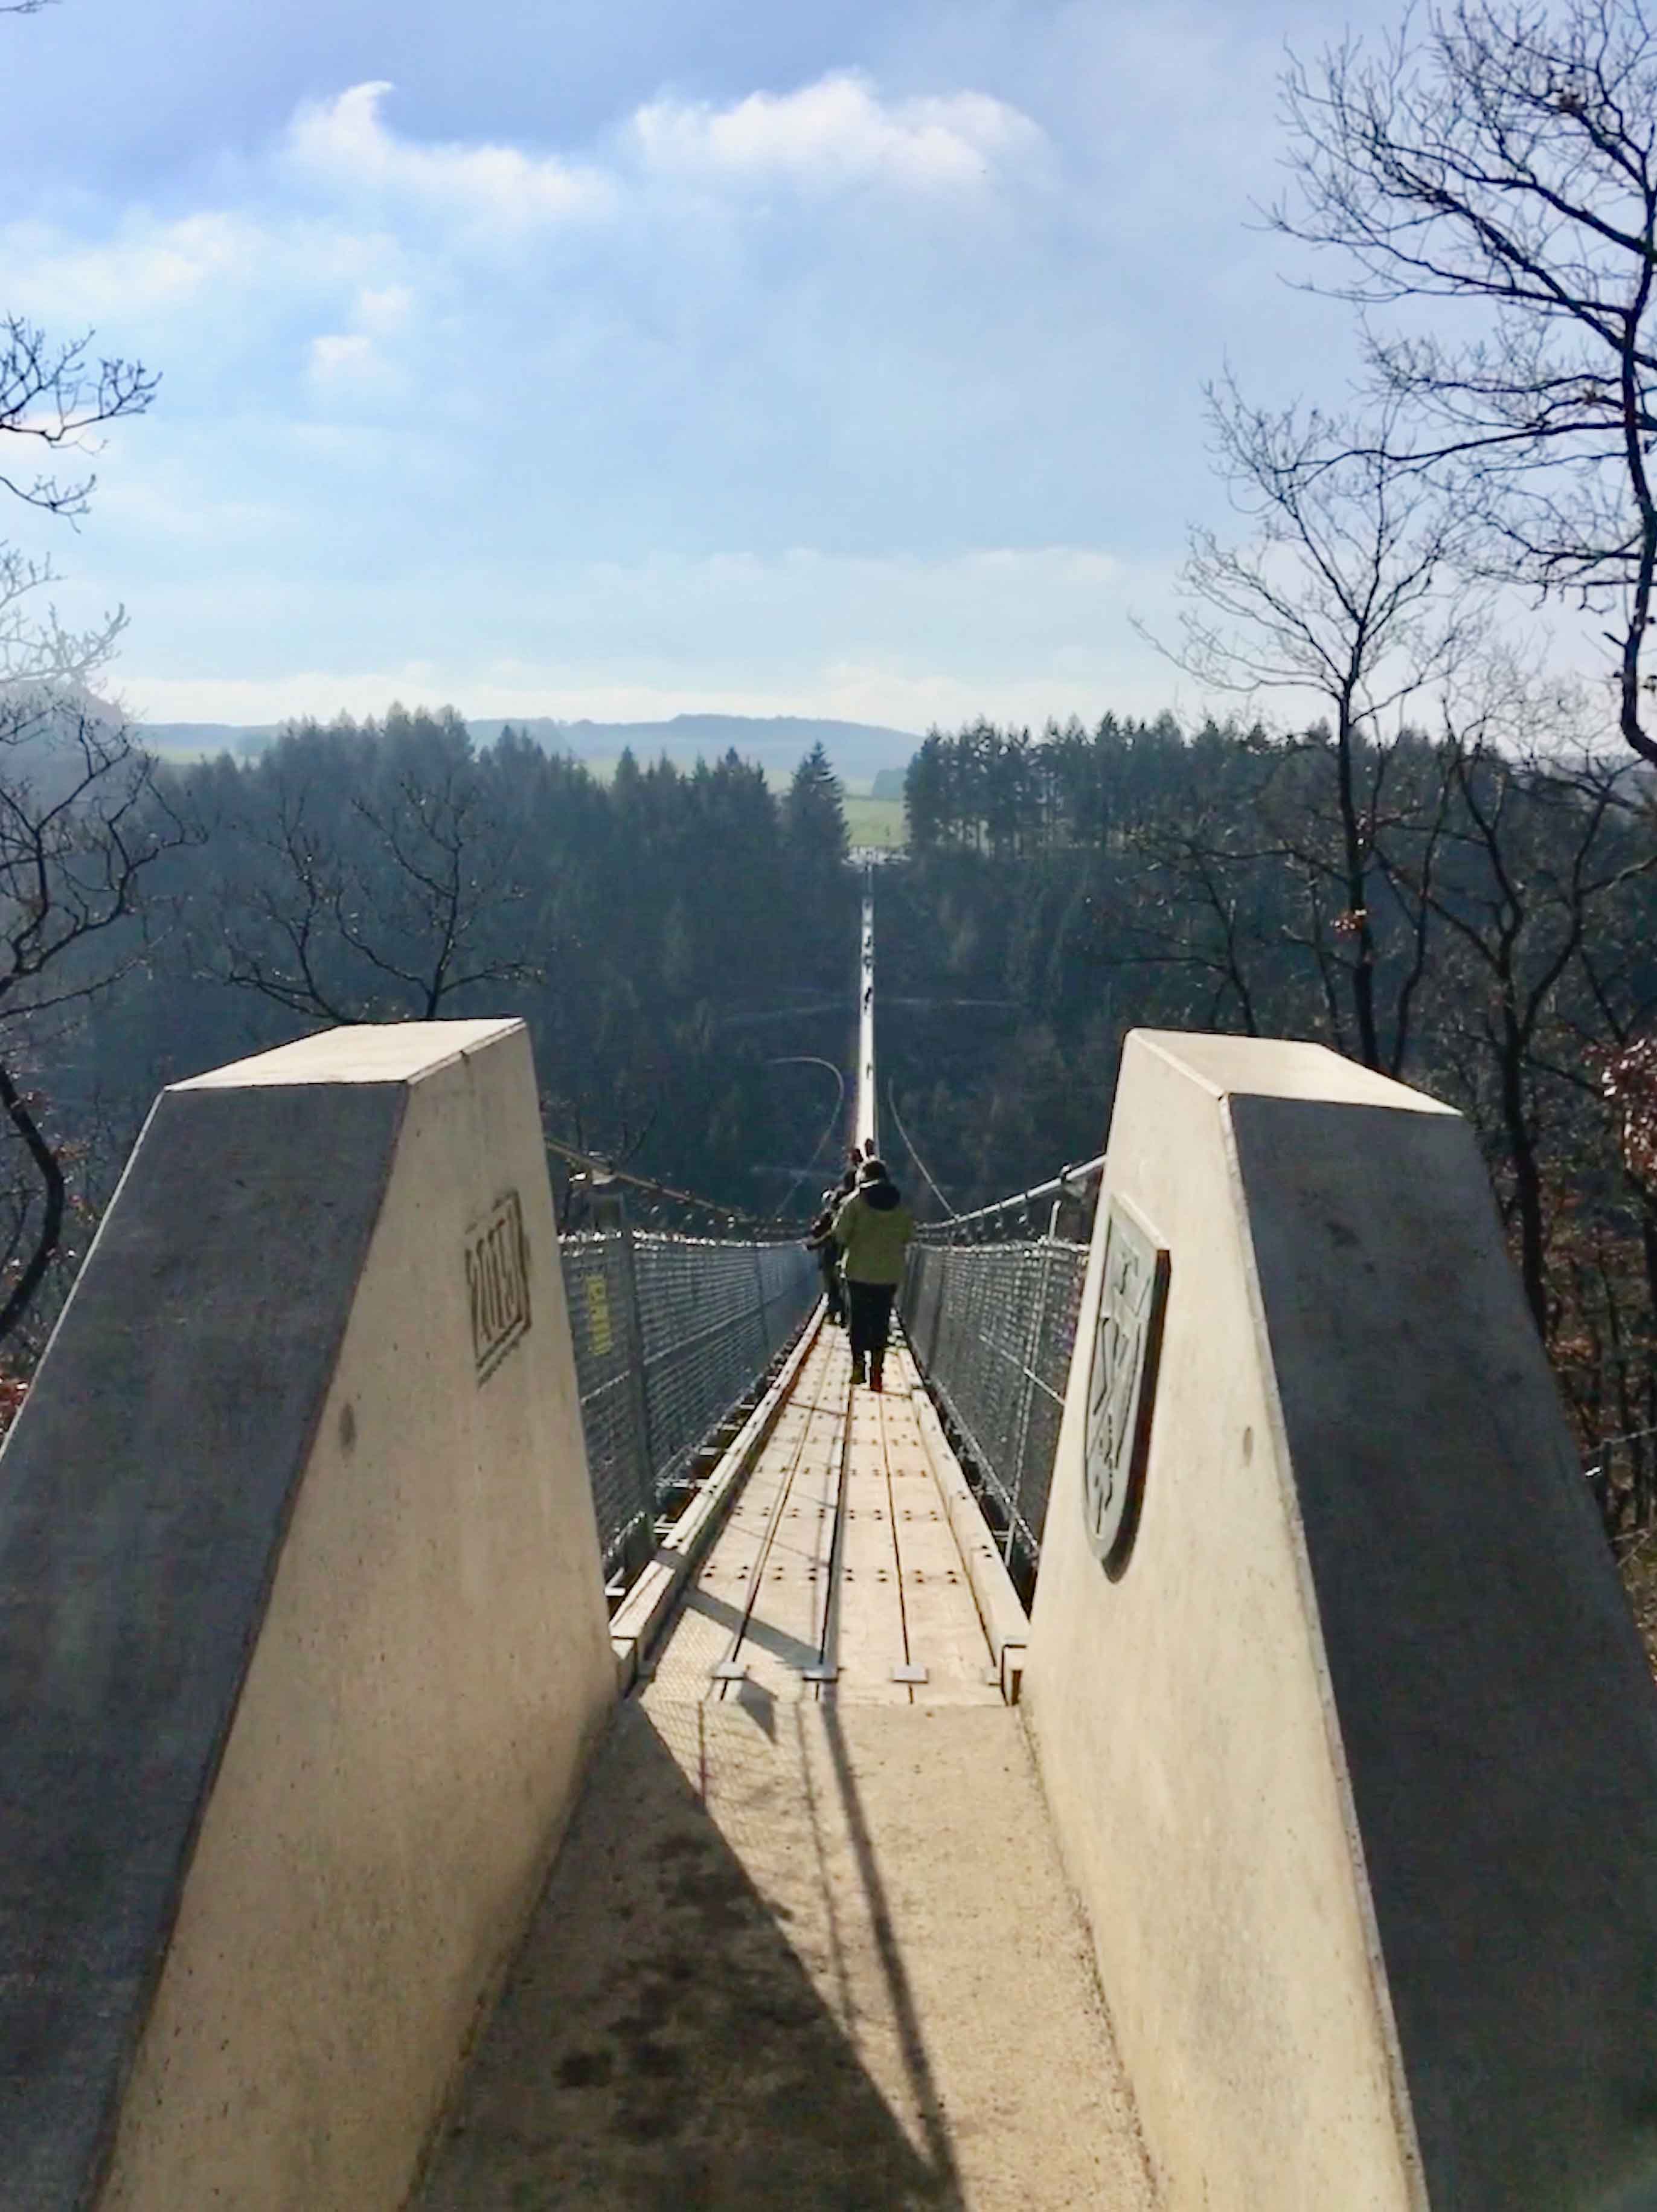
xmin=466 ymin=1189 xmax=531 ymax=1383
xmin=1082 ymin=1192 xmax=1169 ymax=1574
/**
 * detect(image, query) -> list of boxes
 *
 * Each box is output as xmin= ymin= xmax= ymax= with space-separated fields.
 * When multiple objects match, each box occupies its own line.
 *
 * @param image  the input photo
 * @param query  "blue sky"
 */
xmin=0 ymin=0 xmax=1410 ymax=732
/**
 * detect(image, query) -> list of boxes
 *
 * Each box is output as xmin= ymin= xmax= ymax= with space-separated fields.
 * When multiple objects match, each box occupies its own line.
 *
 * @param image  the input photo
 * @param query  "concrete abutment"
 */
xmin=3 ymin=1017 xmax=1655 ymax=2208
xmin=1026 ymin=1029 xmax=1657 ymax=2211
xmin=0 ymin=1020 xmax=615 ymax=2212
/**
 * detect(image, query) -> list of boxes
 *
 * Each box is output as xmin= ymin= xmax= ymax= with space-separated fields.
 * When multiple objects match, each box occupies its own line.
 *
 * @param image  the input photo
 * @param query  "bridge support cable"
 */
xmin=765 ymin=1053 xmax=847 ymax=1223
xmin=854 ymin=869 xmax=879 ymax=1156
xmin=854 ymin=866 xmax=1103 ymax=1588
xmin=897 ymin=1157 xmax=1104 ymax=1593
xmin=571 ymin=875 xmax=879 ymax=1596
xmin=884 ymin=1076 xmax=957 ymax=1218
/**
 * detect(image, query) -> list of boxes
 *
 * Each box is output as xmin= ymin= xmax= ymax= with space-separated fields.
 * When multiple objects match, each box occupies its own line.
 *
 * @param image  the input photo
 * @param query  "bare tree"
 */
xmin=0 ymin=15 xmax=156 ymax=689
xmin=0 ymin=0 xmax=167 ymax=1353
xmin=0 ymin=691 xmax=191 ymax=1339
xmin=0 ymin=551 xmax=129 ymax=686
xmin=1274 ymin=0 xmax=1657 ymax=766
xmin=1119 ymin=740 xmax=1287 ymax=1037
xmin=0 ymin=304 xmax=157 ymax=687
xmin=207 ymin=712 xmax=543 ymax=1024
xmin=0 ymin=313 xmax=156 ymax=519
xmin=1143 ymin=379 xmax=1473 ymax=1070
xmin=1123 ymin=823 xmax=1269 ymax=1035
xmin=0 ymin=306 xmax=156 ymax=687
xmin=1382 ymin=676 xmax=1657 ymax=1329
xmin=1605 ymin=1030 xmax=1657 ymax=1185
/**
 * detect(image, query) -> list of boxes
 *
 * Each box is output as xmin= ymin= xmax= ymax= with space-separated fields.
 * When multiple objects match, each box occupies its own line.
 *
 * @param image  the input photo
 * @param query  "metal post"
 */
xmin=1005 ymin=1229 xmax=1057 ymax=1568
xmin=614 ymin=1197 xmax=658 ymax=1584
xmin=918 ymin=1241 xmax=945 ymax=1374
xmin=750 ymin=1234 xmax=769 ymax=1362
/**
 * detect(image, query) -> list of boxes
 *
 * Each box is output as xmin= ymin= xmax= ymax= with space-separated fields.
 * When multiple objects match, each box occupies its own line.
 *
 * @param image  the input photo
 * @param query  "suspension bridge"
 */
xmin=4 ymin=877 xmax=1657 ymax=2211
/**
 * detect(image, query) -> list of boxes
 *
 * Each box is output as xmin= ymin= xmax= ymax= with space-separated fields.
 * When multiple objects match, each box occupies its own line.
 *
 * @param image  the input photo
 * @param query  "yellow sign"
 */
xmin=585 ymin=1273 xmax=614 ymax=1358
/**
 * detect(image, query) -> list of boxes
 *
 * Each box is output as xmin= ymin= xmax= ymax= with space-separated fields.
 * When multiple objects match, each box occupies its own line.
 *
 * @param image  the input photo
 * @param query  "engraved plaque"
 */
xmin=1082 ymin=1194 xmax=1169 ymax=1572
xmin=467 ymin=1190 xmax=531 ymax=1383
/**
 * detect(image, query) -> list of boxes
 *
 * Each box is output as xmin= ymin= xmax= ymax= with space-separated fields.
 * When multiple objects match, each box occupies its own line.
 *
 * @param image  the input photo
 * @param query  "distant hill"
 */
xmin=471 ymin=713 xmax=920 ymax=786
xmin=138 ymin=722 xmax=280 ymax=760
xmin=135 ymin=712 xmax=923 ymax=787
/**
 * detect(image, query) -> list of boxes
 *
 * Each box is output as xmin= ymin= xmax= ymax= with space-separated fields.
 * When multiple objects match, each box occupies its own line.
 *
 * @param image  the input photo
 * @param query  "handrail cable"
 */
xmin=767 ymin=1055 xmax=848 ymax=1223
xmin=1585 ymin=1421 xmax=1657 ymax=1476
xmin=545 ymin=1131 xmax=809 ymax=1238
xmin=921 ymin=1153 xmax=1106 ymax=1240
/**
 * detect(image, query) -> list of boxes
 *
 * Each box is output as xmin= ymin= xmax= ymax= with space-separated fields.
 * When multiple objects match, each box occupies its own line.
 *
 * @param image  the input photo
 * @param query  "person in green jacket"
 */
xmin=833 ymin=1156 xmax=915 ymax=1391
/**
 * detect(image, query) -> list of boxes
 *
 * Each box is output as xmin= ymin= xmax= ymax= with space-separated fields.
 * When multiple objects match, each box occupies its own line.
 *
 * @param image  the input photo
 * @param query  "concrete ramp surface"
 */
xmin=418 ymin=1327 xmax=1155 ymax=2211
xmin=0 ymin=1021 xmax=615 ymax=2212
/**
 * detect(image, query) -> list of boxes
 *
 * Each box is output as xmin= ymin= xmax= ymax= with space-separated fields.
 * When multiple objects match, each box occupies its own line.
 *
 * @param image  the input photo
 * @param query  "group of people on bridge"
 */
xmin=804 ymin=1146 xmax=915 ymax=1392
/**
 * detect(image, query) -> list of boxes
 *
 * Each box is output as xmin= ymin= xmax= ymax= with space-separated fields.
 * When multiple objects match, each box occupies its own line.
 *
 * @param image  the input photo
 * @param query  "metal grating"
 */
xmin=561 ymin=1229 xmax=817 ymax=1575
xmin=899 ymin=1232 xmax=1089 ymax=1585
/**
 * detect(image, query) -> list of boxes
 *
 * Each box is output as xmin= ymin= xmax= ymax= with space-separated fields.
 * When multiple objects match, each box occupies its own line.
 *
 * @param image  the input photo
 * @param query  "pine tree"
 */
xmin=784 ymin=742 xmax=848 ymax=870
xmin=784 ymin=744 xmax=850 ymax=980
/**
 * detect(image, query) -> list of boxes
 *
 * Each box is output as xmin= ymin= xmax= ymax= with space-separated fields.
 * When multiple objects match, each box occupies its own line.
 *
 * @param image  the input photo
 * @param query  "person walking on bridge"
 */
xmin=804 ymin=1186 xmax=847 ymax=1327
xmin=833 ymin=1156 xmax=914 ymax=1391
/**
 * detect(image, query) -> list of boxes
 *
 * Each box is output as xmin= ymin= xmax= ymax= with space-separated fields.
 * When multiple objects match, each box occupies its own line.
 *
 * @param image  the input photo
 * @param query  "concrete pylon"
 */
xmin=0 ymin=1021 xmax=615 ymax=2211
xmin=1025 ymin=1030 xmax=1657 ymax=2212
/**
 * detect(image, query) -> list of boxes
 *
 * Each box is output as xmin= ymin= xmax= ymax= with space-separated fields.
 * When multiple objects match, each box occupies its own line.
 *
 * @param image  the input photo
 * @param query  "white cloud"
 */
xmin=283 ymin=81 xmax=615 ymax=228
xmin=0 ymin=39 xmax=1371 ymax=729
xmin=0 ymin=207 xmax=387 ymax=353
xmin=111 ymin=542 xmax=1192 ymax=731
xmin=629 ymin=73 xmax=1046 ymax=193
xmin=1 ymin=68 xmax=1051 ymax=369
xmin=5 ymin=210 xmax=268 ymax=322
xmin=357 ymin=285 xmax=414 ymax=331
xmin=307 ymin=331 xmax=378 ymax=385
xmin=87 ymin=211 xmax=254 ymax=308
xmin=310 ymin=331 xmax=372 ymax=373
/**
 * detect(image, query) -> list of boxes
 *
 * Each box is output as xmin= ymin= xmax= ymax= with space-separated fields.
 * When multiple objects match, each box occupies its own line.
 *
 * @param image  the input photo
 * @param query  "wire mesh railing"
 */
xmin=561 ymin=1227 xmax=818 ymax=1578
xmin=1586 ymin=1422 xmax=1657 ymax=1542
xmin=898 ymin=1157 xmax=1103 ymax=1593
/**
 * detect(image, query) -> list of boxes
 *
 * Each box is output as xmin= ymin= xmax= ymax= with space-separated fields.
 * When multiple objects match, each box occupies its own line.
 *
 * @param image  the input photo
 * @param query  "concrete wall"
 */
xmin=0 ymin=1021 xmax=616 ymax=2212
xmin=1025 ymin=1030 xmax=1657 ymax=2212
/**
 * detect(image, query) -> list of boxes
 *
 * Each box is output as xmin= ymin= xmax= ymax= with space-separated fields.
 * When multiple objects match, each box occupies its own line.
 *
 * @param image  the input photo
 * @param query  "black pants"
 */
xmin=847 ymin=1280 xmax=896 ymax=1363
xmin=818 ymin=1250 xmax=845 ymax=1324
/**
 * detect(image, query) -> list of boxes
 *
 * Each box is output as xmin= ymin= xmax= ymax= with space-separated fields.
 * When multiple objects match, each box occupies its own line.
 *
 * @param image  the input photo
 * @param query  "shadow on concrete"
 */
xmin=418 ymin=1701 xmax=958 ymax=2212
xmin=818 ymin=1698 xmax=964 ymax=2207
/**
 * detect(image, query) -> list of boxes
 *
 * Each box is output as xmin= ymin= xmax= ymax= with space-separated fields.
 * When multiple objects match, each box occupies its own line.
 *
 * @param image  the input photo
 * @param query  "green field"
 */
xmin=844 ymin=795 xmax=907 ymax=850
xmin=577 ymin=762 xmax=907 ymax=848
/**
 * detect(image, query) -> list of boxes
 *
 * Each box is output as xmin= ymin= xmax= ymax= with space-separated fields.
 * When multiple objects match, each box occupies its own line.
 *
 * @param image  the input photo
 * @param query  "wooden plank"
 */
xmin=734 ymin=1332 xmax=850 ymax=1702
xmin=876 ymin=1376 xmax=1001 ymax=1708
xmin=831 ymin=1387 xmax=917 ymax=1705
xmin=650 ymin=1334 xmax=839 ymax=1699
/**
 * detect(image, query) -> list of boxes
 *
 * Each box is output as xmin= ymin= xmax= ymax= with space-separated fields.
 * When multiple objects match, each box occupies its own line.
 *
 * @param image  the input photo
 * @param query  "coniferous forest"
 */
xmin=7 ymin=0 xmax=1657 ymax=1557
xmin=1 ymin=688 xmax=1653 ymax=1542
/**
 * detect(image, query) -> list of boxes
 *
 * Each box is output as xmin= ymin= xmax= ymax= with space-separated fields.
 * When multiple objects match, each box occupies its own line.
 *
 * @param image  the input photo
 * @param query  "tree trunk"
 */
xmin=0 ymin=1059 xmax=65 ymax=1346
xmin=1497 ymin=1009 xmax=1548 ymax=1339
xmin=1335 ymin=696 xmax=1381 ymax=1070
